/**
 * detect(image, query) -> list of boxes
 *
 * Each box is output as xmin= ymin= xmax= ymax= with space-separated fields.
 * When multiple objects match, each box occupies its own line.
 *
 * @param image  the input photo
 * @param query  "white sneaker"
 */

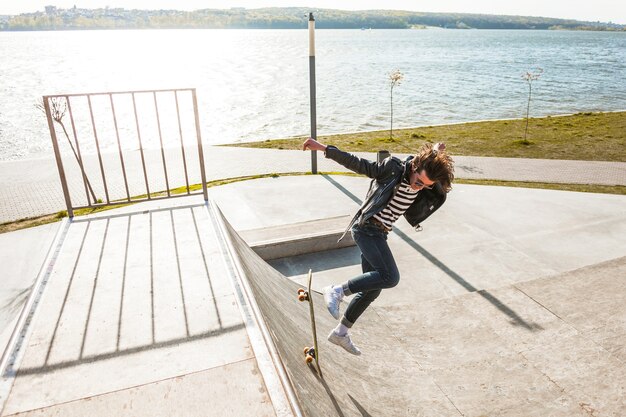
xmin=328 ymin=330 xmax=362 ymax=356
xmin=322 ymin=286 xmax=343 ymax=319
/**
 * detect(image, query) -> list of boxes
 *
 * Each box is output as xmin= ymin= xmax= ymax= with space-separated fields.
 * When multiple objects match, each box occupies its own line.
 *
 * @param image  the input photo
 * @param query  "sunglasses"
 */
xmin=411 ymin=164 xmax=435 ymax=189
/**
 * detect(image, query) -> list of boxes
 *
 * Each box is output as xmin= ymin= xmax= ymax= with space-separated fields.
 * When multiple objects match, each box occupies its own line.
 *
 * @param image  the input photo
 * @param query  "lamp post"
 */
xmin=308 ymin=12 xmax=318 ymax=174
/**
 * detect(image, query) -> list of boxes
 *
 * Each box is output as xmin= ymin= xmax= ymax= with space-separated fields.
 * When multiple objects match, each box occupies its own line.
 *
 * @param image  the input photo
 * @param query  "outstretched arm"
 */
xmin=302 ymin=137 xmax=383 ymax=179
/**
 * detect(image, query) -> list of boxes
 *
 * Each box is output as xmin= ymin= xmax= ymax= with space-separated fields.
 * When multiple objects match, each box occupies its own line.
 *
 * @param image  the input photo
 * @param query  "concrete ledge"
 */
xmin=239 ymin=215 xmax=355 ymax=261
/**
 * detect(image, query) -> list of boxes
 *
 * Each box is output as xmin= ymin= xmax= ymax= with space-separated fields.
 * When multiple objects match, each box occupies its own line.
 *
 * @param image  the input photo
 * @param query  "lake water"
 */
xmin=0 ymin=29 xmax=625 ymax=161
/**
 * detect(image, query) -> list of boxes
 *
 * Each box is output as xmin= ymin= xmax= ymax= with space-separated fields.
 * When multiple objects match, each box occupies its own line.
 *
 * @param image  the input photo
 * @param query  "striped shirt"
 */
xmin=373 ymin=177 xmax=419 ymax=230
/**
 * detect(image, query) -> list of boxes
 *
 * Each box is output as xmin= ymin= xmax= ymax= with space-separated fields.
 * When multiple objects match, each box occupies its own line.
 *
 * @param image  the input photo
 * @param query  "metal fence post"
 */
xmin=192 ymin=89 xmax=209 ymax=201
xmin=44 ymin=96 xmax=74 ymax=218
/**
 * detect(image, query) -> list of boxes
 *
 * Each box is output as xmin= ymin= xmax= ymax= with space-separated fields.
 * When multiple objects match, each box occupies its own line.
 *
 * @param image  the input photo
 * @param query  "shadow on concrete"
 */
xmin=269 ymin=245 xmax=361 ymax=276
xmin=311 ymin=366 xmax=346 ymax=417
xmin=348 ymin=394 xmax=373 ymax=417
xmin=322 ymin=174 xmax=543 ymax=331
xmin=16 ymin=204 xmax=235 ymax=377
xmin=17 ymin=324 xmax=244 ymax=376
xmin=0 ymin=287 xmax=33 ymax=318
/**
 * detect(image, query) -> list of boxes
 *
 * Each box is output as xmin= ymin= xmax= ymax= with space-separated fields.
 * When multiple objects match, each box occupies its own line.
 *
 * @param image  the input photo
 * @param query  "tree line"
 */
xmin=1 ymin=7 xmax=623 ymax=31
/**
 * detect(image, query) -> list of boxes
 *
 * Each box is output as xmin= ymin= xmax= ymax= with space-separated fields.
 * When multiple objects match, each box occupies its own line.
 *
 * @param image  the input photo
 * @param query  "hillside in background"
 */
xmin=1 ymin=7 xmax=624 ymax=31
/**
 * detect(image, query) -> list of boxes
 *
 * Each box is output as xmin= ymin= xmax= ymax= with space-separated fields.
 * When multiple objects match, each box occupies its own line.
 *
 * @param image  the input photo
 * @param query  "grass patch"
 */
xmin=456 ymin=179 xmax=626 ymax=195
xmin=225 ymin=111 xmax=626 ymax=162
xmin=0 ymin=213 xmax=64 ymax=234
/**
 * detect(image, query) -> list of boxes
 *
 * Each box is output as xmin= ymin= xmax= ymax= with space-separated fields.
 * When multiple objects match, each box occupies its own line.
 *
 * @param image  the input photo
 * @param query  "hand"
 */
xmin=302 ymin=137 xmax=327 ymax=152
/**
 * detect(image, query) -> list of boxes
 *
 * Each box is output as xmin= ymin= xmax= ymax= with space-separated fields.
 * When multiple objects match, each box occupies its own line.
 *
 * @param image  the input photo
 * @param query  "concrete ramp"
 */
xmin=0 ymin=203 xmax=276 ymax=417
xmin=219 ymin=210 xmax=464 ymax=417
xmin=217 ymin=207 xmax=626 ymax=417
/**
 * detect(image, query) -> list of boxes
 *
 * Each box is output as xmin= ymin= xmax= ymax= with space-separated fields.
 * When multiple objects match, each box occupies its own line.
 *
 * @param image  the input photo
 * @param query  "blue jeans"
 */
xmin=343 ymin=222 xmax=400 ymax=326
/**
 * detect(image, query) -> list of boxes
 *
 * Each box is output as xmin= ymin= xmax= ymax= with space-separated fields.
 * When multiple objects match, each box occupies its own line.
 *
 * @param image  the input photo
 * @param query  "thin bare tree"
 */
xmin=36 ymin=97 xmax=98 ymax=202
xmin=521 ymin=68 xmax=543 ymax=142
xmin=389 ymin=69 xmax=404 ymax=141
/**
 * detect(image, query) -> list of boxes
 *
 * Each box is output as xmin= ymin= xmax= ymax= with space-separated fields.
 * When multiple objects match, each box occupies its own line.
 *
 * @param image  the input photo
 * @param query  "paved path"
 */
xmin=1 ymin=146 xmax=625 ymax=223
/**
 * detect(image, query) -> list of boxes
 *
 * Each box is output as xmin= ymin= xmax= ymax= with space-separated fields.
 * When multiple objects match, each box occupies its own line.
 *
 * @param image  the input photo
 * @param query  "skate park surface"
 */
xmin=1 ymin=174 xmax=625 ymax=416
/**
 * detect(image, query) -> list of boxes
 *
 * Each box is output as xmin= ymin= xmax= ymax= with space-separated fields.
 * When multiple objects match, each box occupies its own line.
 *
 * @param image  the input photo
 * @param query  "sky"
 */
xmin=1 ymin=0 xmax=625 ymax=24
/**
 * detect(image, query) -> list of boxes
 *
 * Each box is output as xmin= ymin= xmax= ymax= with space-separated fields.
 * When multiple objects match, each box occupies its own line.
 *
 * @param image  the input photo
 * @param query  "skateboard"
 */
xmin=297 ymin=269 xmax=322 ymax=376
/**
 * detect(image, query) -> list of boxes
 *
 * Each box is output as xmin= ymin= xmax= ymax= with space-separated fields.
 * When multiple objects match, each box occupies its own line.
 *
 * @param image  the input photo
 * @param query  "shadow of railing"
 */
xmin=17 ymin=204 xmax=240 ymax=376
xmin=322 ymin=174 xmax=543 ymax=331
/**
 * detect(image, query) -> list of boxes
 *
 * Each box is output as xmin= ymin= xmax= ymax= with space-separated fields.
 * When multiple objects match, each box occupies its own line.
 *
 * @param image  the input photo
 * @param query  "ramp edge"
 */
xmin=0 ymin=218 xmax=71 ymax=415
xmin=205 ymin=200 xmax=303 ymax=417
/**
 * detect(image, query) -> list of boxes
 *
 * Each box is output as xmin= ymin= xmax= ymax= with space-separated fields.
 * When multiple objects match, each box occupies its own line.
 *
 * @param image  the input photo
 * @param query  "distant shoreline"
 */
xmin=2 ymin=27 xmax=624 ymax=32
xmin=1 ymin=7 xmax=623 ymax=32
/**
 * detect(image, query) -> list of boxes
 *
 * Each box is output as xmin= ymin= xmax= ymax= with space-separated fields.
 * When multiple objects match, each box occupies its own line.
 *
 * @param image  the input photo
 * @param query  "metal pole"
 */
xmin=66 ymin=96 xmax=92 ymax=206
xmin=174 ymin=91 xmax=191 ymax=195
xmin=132 ymin=93 xmax=151 ymax=199
xmin=44 ymin=96 xmax=74 ymax=217
xmin=153 ymin=92 xmax=171 ymax=197
xmin=192 ymin=89 xmax=209 ymax=202
xmin=87 ymin=95 xmax=110 ymax=204
xmin=110 ymin=94 xmax=131 ymax=202
xmin=308 ymin=12 xmax=318 ymax=174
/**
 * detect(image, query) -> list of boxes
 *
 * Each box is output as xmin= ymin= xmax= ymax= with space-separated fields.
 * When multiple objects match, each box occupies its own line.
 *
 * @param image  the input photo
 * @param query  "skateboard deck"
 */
xmin=297 ymin=269 xmax=322 ymax=376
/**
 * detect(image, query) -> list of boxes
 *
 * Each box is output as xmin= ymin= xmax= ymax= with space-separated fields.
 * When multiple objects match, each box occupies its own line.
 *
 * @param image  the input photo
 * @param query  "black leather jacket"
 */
xmin=325 ymin=145 xmax=447 ymax=238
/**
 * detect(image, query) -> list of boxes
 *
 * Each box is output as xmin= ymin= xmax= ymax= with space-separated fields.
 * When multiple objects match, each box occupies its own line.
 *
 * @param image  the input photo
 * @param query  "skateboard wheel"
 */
xmin=304 ymin=346 xmax=310 ymax=355
xmin=305 ymin=355 xmax=314 ymax=364
xmin=297 ymin=288 xmax=305 ymax=294
xmin=298 ymin=293 xmax=307 ymax=302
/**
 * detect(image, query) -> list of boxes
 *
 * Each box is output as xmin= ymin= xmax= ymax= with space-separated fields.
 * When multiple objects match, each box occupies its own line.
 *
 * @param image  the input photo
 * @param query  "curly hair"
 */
xmin=411 ymin=143 xmax=455 ymax=192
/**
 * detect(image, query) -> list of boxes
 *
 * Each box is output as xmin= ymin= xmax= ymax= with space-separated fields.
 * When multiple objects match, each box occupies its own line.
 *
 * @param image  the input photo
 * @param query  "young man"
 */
xmin=302 ymin=137 xmax=454 ymax=355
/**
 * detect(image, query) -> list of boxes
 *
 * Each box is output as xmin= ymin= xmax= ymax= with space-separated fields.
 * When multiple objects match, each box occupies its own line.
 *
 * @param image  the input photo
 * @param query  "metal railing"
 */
xmin=43 ymin=88 xmax=208 ymax=217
